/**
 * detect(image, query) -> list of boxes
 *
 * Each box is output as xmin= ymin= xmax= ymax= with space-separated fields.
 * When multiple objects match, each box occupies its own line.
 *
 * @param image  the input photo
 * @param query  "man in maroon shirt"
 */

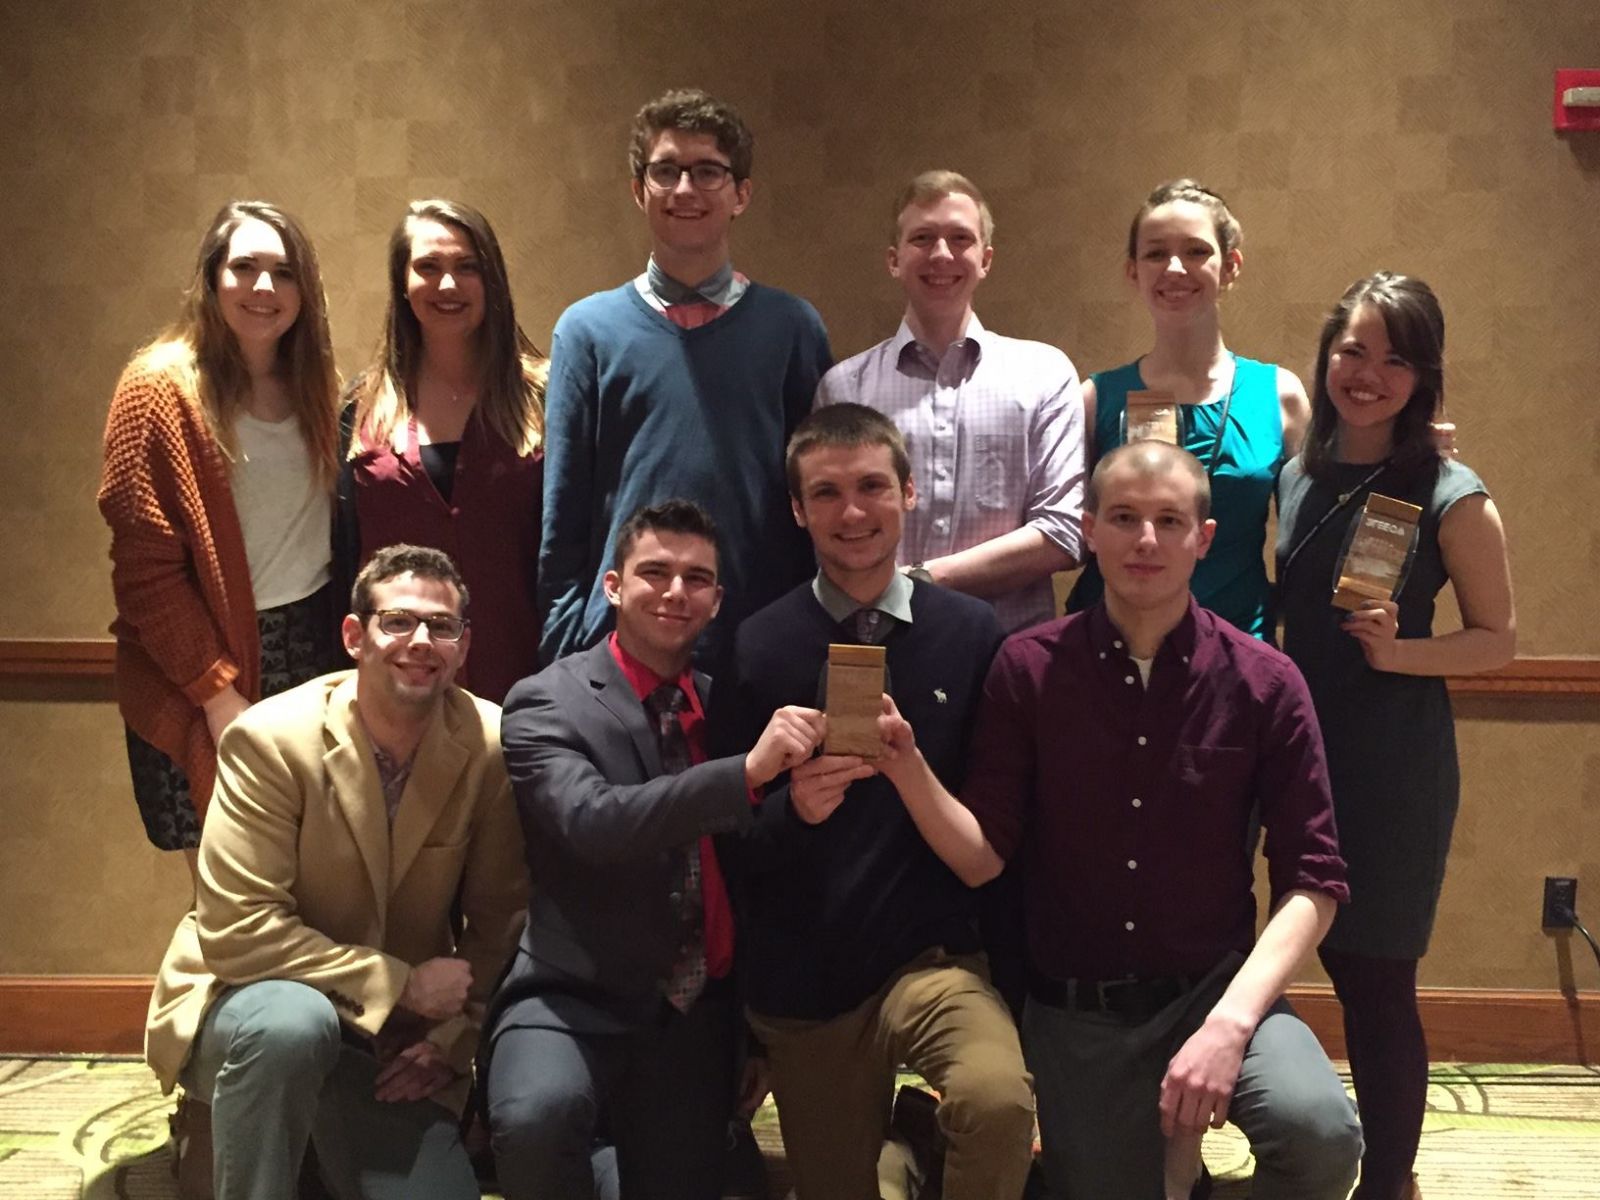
xmin=486 ymin=500 xmax=824 ymax=1200
xmin=876 ymin=442 xmax=1361 ymax=1199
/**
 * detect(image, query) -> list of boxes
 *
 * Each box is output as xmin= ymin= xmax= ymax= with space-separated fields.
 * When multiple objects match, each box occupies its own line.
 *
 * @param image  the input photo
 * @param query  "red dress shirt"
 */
xmin=962 ymin=599 xmax=1347 ymax=982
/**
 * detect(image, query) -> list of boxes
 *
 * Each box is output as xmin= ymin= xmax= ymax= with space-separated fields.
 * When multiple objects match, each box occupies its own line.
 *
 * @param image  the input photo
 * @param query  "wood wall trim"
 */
xmin=1289 ymin=984 xmax=1600 ymax=1063
xmin=2 ymin=977 xmax=1596 ymax=1062
xmin=2 ymin=640 xmax=1597 ymax=697
xmin=1446 ymin=657 xmax=1600 ymax=697
xmin=0 ymin=976 xmax=150 ymax=1054
xmin=0 ymin=639 xmax=116 ymax=678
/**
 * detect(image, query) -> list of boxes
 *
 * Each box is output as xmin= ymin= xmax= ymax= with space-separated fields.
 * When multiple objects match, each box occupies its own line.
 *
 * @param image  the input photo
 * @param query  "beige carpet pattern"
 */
xmin=3 ymin=1057 xmax=1598 ymax=1198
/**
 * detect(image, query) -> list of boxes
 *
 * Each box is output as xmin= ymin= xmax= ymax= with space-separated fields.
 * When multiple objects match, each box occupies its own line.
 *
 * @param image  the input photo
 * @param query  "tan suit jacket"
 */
xmin=145 ymin=671 xmax=527 ymax=1114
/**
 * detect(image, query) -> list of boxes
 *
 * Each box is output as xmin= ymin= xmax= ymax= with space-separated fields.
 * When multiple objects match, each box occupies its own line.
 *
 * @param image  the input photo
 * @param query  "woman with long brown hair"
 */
xmin=337 ymin=198 xmax=546 ymax=703
xmin=98 ymin=199 xmax=341 ymax=871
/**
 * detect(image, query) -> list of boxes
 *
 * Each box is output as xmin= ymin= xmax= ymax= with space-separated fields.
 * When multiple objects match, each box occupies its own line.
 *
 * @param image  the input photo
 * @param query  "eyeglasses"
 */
xmin=641 ymin=160 xmax=736 ymax=192
xmin=363 ymin=609 xmax=469 ymax=642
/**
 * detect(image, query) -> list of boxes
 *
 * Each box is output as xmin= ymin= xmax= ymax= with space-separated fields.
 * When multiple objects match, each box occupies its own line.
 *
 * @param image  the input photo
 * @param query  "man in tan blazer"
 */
xmin=145 ymin=543 xmax=527 ymax=1200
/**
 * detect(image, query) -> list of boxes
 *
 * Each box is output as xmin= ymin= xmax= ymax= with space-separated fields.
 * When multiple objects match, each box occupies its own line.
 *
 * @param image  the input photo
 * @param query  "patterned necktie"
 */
xmin=643 ymin=683 xmax=705 ymax=1010
xmin=851 ymin=607 xmax=889 ymax=645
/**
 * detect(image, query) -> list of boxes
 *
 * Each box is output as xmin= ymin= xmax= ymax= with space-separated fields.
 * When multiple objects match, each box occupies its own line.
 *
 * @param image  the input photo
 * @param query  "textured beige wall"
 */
xmin=1 ymin=0 xmax=1596 ymax=981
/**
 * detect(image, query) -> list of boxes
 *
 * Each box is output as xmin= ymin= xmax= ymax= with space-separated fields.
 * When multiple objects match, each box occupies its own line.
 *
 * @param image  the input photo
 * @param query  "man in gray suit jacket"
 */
xmin=486 ymin=500 xmax=823 ymax=1200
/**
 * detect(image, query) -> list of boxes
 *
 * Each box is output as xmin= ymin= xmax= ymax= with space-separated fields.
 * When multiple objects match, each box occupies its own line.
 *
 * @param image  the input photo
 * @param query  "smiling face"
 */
xmin=791 ymin=441 xmax=916 ymax=595
xmin=405 ymin=217 xmax=485 ymax=340
xmin=604 ymin=528 xmax=723 ymax=673
xmin=342 ymin=571 xmax=469 ymax=713
xmin=888 ymin=192 xmax=993 ymax=325
xmin=631 ymin=129 xmax=751 ymax=266
xmin=1126 ymin=199 xmax=1239 ymax=324
xmin=215 ymin=217 xmax=302 ymax=352
xmin=1324 ymin=303 xmax=1419 ymax=441
xmin=1084 ymin=457 xmax=1215 ymax=618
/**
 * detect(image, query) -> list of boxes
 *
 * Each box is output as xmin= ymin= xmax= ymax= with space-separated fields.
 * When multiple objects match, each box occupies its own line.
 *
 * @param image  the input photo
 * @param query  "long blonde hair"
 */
xmin=351 ymin=199 xmax=546 ymax=457
xmin=134 ymin=200 xmax=340 ymax=488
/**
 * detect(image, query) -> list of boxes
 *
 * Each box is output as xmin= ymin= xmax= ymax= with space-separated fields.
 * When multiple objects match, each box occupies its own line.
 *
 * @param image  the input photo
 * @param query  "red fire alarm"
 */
xmin=1554 ymin=69 xmax=1600 ymax=131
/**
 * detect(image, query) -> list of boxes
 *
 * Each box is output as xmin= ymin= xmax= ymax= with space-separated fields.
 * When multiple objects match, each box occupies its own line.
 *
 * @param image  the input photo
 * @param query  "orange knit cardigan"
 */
xmin=97 ymin=356 xmax=261 ymax=822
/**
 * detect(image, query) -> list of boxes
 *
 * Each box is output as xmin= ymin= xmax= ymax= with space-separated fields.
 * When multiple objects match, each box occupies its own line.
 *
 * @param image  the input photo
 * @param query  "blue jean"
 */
xmin=180 ymin=979 xmax=477 ymax=1200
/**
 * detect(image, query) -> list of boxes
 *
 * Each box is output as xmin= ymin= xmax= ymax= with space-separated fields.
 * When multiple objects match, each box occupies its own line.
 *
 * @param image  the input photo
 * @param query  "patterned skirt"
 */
xmin=126 ymin=584 xmax=339 ymax=851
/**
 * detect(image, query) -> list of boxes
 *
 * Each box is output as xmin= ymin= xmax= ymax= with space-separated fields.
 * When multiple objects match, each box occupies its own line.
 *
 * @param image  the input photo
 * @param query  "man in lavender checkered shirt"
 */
xmin=816 ymin=170 xmax=1087 ymax=633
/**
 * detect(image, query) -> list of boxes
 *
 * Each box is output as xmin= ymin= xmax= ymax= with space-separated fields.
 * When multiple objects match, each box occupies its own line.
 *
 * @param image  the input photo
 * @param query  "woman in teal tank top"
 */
xmin=1068 ymin=180 xmax=1310 ymax=638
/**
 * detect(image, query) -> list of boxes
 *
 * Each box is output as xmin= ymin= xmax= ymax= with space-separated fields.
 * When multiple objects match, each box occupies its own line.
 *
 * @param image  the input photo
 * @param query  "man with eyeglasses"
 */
xmin=146 ymin=543 xmax=527 ymax=1200
xmin=487 ymin=500 xmax=823 ymax=1200
xmin=539 ymin=87 xmax=833 ymax=673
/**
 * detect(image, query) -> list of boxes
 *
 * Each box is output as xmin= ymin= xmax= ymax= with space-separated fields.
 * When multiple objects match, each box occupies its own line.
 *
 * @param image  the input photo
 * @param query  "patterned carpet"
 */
xmin=3 ymin=1056 xmax=1598 ymax=1198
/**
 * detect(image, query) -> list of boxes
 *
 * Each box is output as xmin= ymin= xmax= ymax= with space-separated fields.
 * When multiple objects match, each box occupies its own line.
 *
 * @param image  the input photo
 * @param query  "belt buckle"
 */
xmin=1095 ymin=976 xmax=1138 ymax=1014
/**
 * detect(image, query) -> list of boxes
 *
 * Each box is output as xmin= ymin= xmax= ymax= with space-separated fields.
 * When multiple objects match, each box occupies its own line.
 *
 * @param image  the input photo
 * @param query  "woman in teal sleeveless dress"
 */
xmin=1277 ymin=273 xmax=1514 ymax=1200
xmin=1068 ymin=180 xmax=1310 ymax=638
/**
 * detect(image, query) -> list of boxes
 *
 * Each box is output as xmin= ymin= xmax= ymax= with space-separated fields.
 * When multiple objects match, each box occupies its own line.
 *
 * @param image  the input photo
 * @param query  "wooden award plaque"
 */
xmin=1331 ymin=492 xmax=1423 ymax=612
xmin=824 ymin=643 xmax=887 ymax=758
xmin=1124 ymin=391 xmax=1180 ymax=445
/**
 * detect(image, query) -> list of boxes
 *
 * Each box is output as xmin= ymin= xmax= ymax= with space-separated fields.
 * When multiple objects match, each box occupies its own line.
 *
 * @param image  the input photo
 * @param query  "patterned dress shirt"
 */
xmin=816 ymin=317 xmax=1086 ymax=633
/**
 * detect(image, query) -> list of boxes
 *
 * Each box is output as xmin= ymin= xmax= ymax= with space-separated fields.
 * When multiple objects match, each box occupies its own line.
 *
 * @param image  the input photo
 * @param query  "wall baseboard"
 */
xmin=1289 ymin=984 xmax=1599 ymax=1064
xmin=2 ymin=976 xmax=1597 ymax=1063
xmin=0 ymin=976 xmax=152 ymax=1054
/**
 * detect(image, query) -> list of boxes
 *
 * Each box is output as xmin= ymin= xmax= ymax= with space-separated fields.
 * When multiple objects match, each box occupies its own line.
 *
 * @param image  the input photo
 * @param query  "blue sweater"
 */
xmin=538 ymin=282 xmax=832 ymax=667
xmin=711 ymin=579 xmax=1004 ymax=1020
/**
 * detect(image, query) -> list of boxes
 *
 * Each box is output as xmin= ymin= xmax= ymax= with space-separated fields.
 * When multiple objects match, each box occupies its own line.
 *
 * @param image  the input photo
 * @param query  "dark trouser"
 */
xmin=1321 ymin=947 xmax=1427 ymax=1200
xmin=487 ymin=978 xmax=737 ymax=1200
xmin=1023 ymin=957 xmax=1361 ymax=1200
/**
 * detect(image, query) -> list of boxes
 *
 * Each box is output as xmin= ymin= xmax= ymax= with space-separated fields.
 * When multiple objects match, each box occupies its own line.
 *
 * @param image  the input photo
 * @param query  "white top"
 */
xmin=231 ymin=411 xmax=331 ymax=610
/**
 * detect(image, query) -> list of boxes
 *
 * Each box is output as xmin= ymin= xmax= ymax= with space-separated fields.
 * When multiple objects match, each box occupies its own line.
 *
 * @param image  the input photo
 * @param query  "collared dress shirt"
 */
xmin=634 ymin=256 xmax=749 ymax=329
xmin=816 ymin=316 xmax=1086 ymax=633
xmin=607 ymin=634 xmax=735 ymax=981
xmin=812 ymin=569 xmax=915 ymax=627
xmin=961 ymin=599 xmax=1347 ymax=982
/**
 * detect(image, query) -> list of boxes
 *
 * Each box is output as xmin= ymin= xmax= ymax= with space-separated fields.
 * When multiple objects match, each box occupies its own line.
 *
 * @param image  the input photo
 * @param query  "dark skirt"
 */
xmin=127 ymin=584 xmax=338 ymax=851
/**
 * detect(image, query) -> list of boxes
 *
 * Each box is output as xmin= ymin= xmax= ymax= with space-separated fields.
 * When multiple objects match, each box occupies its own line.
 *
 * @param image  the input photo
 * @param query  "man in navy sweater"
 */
xmin=539 ymin=87 xmax=833 ymax=670
xmin=712 ymin=404 xmax=1035 ymax=1200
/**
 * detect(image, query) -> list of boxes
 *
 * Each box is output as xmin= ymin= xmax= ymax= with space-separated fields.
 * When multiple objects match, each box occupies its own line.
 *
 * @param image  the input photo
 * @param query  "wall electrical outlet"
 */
xmin=1542 ymin=876 xmax=1578 ymax=929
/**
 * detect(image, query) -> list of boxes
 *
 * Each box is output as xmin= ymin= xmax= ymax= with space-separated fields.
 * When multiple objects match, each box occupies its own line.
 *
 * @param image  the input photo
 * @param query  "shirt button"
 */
xmin=1137 ymin=735 xmax=1147 ymax=746
xmin=1131 ymin=798 xmax=1142 ymax=808
xmin=1127 ymin=859 xmax=1138 ymax=870
xmin=1125 ymin=675 xmax=1135 ymax=685
xmin=1124 ymin=921 xmax=1136 ymax=932
xmin=1182 ymin=655 xmax=1190 ymax=664
xmin=1113 ymin=640 xmax=1124 ymax=650
xmin=1099 ymin=651 xmax=1106 ymax=660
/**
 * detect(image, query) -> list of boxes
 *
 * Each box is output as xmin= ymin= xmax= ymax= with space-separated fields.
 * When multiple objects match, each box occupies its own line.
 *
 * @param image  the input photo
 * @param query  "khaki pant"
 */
xmin=749 ymin=950 xmax=1035 ymax=1200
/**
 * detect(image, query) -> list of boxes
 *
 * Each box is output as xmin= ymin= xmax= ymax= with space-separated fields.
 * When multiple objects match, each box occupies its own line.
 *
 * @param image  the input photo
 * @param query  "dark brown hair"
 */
xmin=613 ymin=499 xmax=721 ymax=572
xmin=786 ymin=404 xmax=912 ymax=499
xmin=1302 ymin=272 xmax=1445 ymax=483
xmin=351 ymin=543 xmax=469 ymax=616
xmin=351 ymin=199 xmax=546 ymax=457
xmin=1126 ymin=179 xmax=1242 ymax=261
xmin=628 ymin=89 xmax=754 ymax=181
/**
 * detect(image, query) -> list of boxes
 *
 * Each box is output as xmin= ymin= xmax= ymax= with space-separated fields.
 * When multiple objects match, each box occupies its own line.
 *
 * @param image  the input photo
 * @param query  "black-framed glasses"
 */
xmin=641 ymin=159 xmax=736 ymax=191
xmin=363 ymin=609 xmax=469 ymax=642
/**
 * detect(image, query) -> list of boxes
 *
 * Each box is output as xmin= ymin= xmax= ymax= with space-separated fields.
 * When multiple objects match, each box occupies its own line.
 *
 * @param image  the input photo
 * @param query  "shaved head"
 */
xmin=1087 ymin=441 xmax=1211 ymax=522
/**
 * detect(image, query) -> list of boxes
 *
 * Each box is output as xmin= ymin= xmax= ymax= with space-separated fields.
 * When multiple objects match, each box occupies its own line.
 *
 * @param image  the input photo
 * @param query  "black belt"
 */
xmin=1027 ymin=968 xmax=1203 ymax=1022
